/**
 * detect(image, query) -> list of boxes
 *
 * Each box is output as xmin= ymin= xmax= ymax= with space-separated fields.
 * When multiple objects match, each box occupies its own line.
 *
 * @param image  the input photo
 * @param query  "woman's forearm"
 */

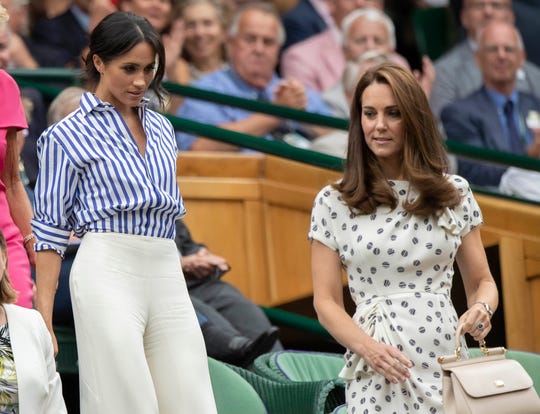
xmin=35 ymin=250 xmax=63 ymax=330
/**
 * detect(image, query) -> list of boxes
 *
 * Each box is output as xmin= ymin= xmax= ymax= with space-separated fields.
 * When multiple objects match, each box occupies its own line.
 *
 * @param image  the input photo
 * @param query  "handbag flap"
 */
xmin=448 ymin=358 xmax=533 ymax=398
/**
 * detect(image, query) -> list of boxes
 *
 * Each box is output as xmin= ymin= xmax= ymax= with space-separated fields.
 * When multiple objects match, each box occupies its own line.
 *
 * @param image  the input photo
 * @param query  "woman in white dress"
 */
xmin=309 ymin=63 xmax=498 ymax=413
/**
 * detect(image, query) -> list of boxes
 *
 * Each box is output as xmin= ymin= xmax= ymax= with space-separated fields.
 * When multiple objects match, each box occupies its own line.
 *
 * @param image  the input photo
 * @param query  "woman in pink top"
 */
xmin=0 ymin=67 xmax=35 ymax=308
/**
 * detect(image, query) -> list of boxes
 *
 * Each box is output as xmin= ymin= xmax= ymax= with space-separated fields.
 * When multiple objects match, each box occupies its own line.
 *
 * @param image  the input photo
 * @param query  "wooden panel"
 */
xmin=264 ymin=204 xmax=314 ymax=305
xmin=525 ymin=259 xmax=540 ymax=280
xmin=263 ymin=155 xmax=341 ymax=189
xmin=242 ymin=200 xmax=271 ymax=305
xmin=478 ymin=227 xmax=501 ymax=248
xmin=177 ymin=151 xmax=262 ymax=178
xmin=262 ymin=182 xmax=318 ymax=211
xmin=182 ymin=200 xmax=255 ymax=298
xmin=498 ymin=237 xmax=534 ymax=351
xmin=476 ymin=194 xmax=540 ymax=239
xmin=179 ymin=178 xmax=261 ymax=200
xmin=531 ymin=279 xmax=540 ymax=351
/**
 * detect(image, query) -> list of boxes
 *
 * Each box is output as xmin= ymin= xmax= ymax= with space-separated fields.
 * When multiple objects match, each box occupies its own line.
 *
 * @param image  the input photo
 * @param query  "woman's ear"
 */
xmin=93 ymin=54 xmax=104 ymax=74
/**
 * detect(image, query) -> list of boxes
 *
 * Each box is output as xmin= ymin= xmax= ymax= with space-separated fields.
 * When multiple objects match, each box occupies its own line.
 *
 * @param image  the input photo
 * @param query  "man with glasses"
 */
xmin=430 ymin=0 xmax=540 ymax=119
xmin=440 ymin=21 xmax=540 ymax=189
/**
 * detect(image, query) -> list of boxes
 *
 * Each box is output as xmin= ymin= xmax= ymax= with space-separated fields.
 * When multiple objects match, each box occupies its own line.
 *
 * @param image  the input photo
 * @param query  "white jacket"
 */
xmin=4 ymin=304 xmax=67 ymax=414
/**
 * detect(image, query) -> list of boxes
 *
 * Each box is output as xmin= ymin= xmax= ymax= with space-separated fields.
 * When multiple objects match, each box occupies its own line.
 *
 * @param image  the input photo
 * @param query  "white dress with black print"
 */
xmin=308 ymin=175 xmax=482 ymax=413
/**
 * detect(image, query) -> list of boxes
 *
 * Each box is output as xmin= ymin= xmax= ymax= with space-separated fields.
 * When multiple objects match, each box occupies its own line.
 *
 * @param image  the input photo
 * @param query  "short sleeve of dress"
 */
xmin=437 ymin=175 xmax=483 ymax=237
xmin=308 ymin=185 xmax=341 ymax=251
xmin=0 ymin=70 xmax=28 ymax=131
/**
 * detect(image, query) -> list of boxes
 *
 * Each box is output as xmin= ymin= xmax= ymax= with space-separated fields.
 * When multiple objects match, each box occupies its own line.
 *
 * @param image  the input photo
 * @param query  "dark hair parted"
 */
xmin=84 ymin=12 xmax=167 ymax=107
xmin=335 ymin=63 xmax=461 ymax=217
xmin=0 ymin=229 xmax=18 ymax=304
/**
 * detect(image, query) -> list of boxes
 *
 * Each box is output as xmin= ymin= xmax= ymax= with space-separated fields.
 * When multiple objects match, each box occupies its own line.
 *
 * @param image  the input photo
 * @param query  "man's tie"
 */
xmin=503 ymin=99 xmax=524 ymax=154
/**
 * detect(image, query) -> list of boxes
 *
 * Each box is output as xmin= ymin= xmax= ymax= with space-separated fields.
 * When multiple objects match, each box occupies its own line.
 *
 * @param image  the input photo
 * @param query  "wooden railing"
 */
xmin=177 ymin=152 xmax=540 ymax=353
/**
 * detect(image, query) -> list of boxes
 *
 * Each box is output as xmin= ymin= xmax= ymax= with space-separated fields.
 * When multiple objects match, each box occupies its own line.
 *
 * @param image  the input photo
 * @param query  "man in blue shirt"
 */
xmin=175 ymin=2 xmax=332 ymax=151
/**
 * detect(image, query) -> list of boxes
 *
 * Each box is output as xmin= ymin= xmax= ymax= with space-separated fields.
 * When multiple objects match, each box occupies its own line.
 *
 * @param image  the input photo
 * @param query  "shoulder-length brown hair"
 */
xmin=334 ymin=62 xmax=461 ymax=217
xmin=0 ymin=229 xmax=18 ymax=304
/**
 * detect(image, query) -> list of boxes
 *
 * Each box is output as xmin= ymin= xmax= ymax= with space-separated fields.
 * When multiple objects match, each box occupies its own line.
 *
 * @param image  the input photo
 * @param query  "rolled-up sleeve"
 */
xmin=31 ymin=130 xmax=79 ymax=257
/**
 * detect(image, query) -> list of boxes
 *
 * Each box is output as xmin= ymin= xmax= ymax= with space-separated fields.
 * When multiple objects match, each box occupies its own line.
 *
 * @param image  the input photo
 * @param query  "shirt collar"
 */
xmin=80 ymin=92 xmax=150 ymax=117
xmin=226 ymin=66 xmax=280 ymax=100
xmin=484 ymin=86 xmax=519 ymax=110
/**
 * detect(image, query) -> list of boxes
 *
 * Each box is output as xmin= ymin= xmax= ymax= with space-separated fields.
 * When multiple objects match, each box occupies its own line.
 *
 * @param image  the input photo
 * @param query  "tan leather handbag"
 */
xmin=438 ymin=326 xmax=540 ymax=414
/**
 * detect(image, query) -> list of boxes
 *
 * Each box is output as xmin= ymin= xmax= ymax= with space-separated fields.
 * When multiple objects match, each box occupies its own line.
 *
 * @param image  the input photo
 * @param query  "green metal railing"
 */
xmin=9 ymin=67 xmax=540 ymax=202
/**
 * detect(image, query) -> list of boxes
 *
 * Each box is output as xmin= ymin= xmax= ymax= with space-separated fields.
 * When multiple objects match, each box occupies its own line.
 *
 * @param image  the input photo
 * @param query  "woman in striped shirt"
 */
xmin=31 ymin=12 xmax=217 ymax=413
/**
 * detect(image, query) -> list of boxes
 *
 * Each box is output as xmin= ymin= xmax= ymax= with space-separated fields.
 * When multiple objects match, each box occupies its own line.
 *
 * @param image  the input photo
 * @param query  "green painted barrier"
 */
xmin=8 ymin=68 xmax=540 ymax=205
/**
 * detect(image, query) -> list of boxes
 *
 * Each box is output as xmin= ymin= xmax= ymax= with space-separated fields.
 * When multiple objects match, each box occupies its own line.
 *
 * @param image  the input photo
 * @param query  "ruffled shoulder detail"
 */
xmin=437 ymin=207 xmax=463 ymax=236
xmin=436 ymin=174 xmax=483 ymax=237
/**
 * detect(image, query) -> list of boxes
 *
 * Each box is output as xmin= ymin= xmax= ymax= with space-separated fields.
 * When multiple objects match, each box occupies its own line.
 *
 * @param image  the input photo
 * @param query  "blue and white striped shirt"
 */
xmin=31 ymin=92 xmax=186 ymax=256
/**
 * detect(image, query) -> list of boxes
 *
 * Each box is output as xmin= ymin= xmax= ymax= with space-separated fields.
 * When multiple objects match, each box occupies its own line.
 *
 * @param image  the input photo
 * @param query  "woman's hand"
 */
xmin=163 ymin=18 xmax=186 ymax=82
xmin=359 ymin=338 xmax=413 ymax=384
xmin=25 ymin=238 xmax=36 ymax=268
xmin=458 ymin=302 xmax=492 ymax=342
xmin=180 ymin=248 xmax=229 ymax=279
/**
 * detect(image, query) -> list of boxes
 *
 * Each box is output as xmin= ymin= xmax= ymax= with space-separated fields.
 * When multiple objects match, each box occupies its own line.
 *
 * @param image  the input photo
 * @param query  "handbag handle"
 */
xmin=454 ymin=323 xmax=489 ymax=359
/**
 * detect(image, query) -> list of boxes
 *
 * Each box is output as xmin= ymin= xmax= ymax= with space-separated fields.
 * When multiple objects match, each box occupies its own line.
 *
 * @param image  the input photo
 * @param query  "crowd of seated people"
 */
xmin=175 ymin=2 xmax=332 ymax=151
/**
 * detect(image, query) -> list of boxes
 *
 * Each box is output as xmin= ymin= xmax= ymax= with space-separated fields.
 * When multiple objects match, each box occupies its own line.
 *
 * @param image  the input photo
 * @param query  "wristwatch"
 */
xmin=476 ymin=301 xmax=493 ymax=319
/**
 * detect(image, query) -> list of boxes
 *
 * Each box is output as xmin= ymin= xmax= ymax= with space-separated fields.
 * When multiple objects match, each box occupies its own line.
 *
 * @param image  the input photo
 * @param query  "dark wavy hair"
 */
xmin=335 ymin=62 xmax=461 ymax=217
xmin=84 ymin=12 xmax=167 ymax=108
xmin=0 ymin=229 xmax=18 ymax=304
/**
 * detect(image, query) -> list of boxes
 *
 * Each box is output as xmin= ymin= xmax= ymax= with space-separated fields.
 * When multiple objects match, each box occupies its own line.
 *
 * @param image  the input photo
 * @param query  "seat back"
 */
xmin=332 ymin=403 xmax=347 ymax=414
xmin=271 ymin=350 xmax=343 ymax=382
xmin=208 ymin=357 xmax=267 ymax=414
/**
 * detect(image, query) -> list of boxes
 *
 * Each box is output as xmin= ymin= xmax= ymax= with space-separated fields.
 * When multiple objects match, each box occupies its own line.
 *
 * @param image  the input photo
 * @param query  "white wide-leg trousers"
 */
xmin=70 ymin=232 xmax=217 ymax=413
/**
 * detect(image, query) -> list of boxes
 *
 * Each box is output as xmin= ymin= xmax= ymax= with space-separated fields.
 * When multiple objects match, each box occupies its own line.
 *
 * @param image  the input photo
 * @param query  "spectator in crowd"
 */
xmin=1 ymin=0 xmax=38 ymax=68
xmin=0 ymin=228 xmax=67 ymax=413
xmin=309 ymin=62 xmax=497 ymax=412
xmin=513 ymin=0 xmax=540 ymax=68
xmin=0 ymin=8 xmax=35 ymax=309
xmin=279 ymin=0 xmax=331 ymax=51
xmin=441 ymin=21 xmax=540 ymax=187
xmin=176 ymin=2 xmax=331 ymax=152
xmin=430 ymin=0 xmax=540 ymax=119
xmin=177 ymin=0 xmax=229 ymax=83
xmin=341 ymin=8 xmax=408 ymax=69
xmin=339 ymin=7 xmax=435 ymax=97
xmin=32 ymin=12 xmax=216 ymax=413
xmin=119 ymin=0 xmax=186 ymax=85
xmin=280 ymin=0 xmax=385 ymax=92
xmin=175 ymin=219 xmax=282 ymax=367
xmin=0 ymin=4 xmax=47 ymax=194
xmin=25 ymin=0 xmax=115 ymax=67
xmin=449 ymin=0 xmax=540 ymax=67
